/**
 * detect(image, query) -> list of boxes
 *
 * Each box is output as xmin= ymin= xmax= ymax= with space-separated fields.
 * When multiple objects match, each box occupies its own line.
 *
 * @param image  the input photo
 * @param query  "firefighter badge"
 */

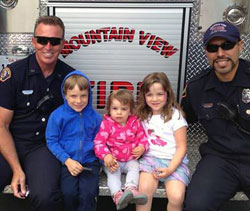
xmin=242 ymin=88 xmax=250 ymax=104
xmin=0 ymin=67 xmax=11 ymax=82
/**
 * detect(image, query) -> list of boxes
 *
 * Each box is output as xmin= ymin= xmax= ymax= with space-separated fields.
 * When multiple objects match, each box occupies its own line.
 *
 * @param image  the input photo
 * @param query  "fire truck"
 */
xmin=0 ymin=0 xmax=250 ymax=210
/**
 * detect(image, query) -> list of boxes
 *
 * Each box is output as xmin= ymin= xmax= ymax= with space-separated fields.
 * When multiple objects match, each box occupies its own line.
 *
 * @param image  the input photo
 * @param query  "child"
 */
xmin=46 ymin=70 xmax=102 ymax=211
xmin=136 ymin=72 xmax=190 ymax=211
xmin=94 ymin=89 xmax=149 ymax=210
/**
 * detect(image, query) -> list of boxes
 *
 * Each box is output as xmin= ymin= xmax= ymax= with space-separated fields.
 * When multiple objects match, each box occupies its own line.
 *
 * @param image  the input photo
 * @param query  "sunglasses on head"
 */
xmin=34 ymin=36 xmax=63 ymax=46
xmin=206 ymin=41 xmax=237 ymax=53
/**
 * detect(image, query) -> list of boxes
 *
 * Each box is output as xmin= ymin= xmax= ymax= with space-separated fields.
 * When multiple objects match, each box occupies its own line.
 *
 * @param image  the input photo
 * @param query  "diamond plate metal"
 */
xmin=0 ymin=34 xmax=33 ymax=55
xmin=0 ymin=0 xmax=48 ymax=55
xmin=40 ymin=0 xmax=49 ymax=16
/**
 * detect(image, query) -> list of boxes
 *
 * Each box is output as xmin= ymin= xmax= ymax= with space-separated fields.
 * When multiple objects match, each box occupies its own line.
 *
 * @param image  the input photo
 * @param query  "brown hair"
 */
xmin=136 ymin=72 xmax=184 ymax=122
xmin=63 ymin=74 xmax=89 ymax=95
xmin=106 ymin=89 xmax=135 ymax=115
xmin=34 ymin=16 xmax=65 ymax=38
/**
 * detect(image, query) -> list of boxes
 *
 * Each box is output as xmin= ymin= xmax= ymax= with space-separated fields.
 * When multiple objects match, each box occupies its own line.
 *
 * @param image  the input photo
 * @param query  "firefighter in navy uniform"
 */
xmin=0 ymin=16 xmax=74 ymax=211
xmin=182 ymin=21 xmax=250 ymax=211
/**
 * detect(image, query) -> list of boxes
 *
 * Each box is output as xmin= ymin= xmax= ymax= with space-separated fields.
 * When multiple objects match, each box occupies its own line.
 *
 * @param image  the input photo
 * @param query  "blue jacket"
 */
xmin=46 ymin=70 xmax=102 ymax=164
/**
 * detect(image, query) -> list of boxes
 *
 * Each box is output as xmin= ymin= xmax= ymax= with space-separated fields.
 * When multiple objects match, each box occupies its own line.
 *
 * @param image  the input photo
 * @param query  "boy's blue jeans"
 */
xmin=61 ymin=161 xmax=100 ymax=211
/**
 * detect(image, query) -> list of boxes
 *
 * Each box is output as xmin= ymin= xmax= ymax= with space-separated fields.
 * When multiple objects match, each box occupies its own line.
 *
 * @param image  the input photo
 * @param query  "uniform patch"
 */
xmin=0 ymin=67 xmax=11 ymax=82
xmin=242 ymin=88 xmax=250 ymax=104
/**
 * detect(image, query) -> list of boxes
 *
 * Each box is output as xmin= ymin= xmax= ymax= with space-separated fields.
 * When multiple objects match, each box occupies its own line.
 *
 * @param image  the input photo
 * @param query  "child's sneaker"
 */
xmin=113 ymin=190 xmax=133 ymax=210
xmin=126 ymin=186 xmax=148 ymax=205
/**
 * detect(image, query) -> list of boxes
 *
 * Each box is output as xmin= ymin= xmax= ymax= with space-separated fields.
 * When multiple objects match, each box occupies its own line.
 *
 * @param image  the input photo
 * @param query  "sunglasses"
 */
xmin=206 ymin=41 xmax=237 ymax=53
xmin=34 ymin=36 xmax=63 ymax=46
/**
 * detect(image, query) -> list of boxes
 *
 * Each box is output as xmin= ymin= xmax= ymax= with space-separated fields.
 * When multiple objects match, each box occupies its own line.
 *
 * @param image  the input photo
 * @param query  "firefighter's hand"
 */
xmin=11 ymin=169 xmax=27 ymax=199
xmin=65 ymin=158 xmax=83 ymax=176
xmin=132 ymin=145 xmax=145 ymax=159
xmin=104 ymin=154 xmax=119 ymax=173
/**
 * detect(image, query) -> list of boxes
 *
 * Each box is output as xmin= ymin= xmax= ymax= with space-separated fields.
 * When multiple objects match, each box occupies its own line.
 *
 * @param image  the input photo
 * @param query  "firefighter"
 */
xmin=0 ymin=16 xmax=74 ymax=211
xmin=181 ymin=21 xmax=250 ymax=211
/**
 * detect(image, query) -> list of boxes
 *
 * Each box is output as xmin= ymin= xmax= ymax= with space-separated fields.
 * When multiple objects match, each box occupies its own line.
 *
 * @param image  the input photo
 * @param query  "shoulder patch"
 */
xmin=0 ymin=67 xmax=11 ymax=82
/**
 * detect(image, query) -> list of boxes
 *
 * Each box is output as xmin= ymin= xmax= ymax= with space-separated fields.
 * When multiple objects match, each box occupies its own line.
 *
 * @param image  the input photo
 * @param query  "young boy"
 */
xmin=46 ymin=70 xmax=102 ymax=211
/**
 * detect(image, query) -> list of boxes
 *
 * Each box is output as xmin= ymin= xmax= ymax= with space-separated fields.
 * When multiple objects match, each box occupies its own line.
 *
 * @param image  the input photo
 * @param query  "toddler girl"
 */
xmin=94 ymin=89 xmax=149 ymax=210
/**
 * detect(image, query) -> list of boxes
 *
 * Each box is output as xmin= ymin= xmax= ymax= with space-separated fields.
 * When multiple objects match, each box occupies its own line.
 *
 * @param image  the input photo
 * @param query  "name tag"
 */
xmin=22 ymin=90 xmax=33 ymax=95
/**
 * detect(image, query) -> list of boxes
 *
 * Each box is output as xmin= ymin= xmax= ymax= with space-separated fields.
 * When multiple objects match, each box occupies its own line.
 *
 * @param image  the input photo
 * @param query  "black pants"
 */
xmin=0 ymin=145 xmax=62 ymax=211
xmin=184 ymin=154 xmax=250 ymax=211
xmin=61 ymin=161 xmax=100 ymax=211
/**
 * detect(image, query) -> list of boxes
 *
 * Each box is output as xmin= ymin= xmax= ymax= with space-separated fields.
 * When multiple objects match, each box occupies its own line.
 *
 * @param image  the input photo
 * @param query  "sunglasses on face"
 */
xmin=34 ymin=36 xmax=63 ymax=46
xmin=206 ymin=41 xmax=237 ymax=53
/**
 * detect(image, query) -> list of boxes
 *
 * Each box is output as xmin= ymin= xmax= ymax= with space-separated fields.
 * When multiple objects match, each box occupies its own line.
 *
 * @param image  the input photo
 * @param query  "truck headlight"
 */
xmin=223 ymin=4 xmax=247 ymax=26
xmin=0 ymin=0 xmax=18 ymax=9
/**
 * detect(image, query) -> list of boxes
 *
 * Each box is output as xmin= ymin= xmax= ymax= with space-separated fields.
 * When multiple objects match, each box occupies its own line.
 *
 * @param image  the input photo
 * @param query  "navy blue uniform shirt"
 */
xmin=181 ymin=59 xmax=250 ymax=160
xmin=0 ymin=53 xmax=74 ymax=155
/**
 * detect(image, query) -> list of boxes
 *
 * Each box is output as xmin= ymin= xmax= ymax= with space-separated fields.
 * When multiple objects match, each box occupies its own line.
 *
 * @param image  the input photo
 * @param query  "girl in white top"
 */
xmin=136 ymin=72 xmax=190 ymax=211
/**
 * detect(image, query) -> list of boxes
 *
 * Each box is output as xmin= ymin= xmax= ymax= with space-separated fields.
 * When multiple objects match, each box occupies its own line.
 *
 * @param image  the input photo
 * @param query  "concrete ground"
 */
xmin=0 ymin=194 xmax=249 ymax=211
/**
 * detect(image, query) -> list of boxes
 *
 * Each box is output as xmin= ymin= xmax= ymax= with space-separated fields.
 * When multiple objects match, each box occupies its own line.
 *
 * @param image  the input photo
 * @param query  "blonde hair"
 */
xmin=136 ymin=72 xmax=184 ymax=122
xmin=106 ymin=89 xmax=135 ymax=115
xmin=63 ymin=74 xmax=89 ymax=94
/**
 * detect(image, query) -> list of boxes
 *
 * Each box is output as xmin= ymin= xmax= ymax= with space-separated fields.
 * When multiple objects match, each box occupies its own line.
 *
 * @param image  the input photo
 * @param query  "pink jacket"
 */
xmin=94 ymin=114 xmax=149 ymax=162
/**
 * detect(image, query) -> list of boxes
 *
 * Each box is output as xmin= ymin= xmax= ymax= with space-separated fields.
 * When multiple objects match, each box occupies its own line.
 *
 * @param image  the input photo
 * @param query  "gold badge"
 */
xmin=0 ymin=67 xmax=11 ymax=82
